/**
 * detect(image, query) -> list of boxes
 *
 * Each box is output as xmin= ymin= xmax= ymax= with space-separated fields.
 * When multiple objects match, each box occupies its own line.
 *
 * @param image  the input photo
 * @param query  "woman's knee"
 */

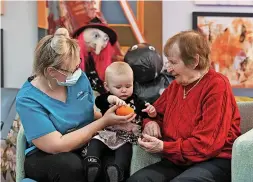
xmin=25 ymin=152 xmax=85 ymax=181
xmin=49 ymin=152 xmax=85 ymax=182
xmin=54 ymin=152 xmax=83 ymax=173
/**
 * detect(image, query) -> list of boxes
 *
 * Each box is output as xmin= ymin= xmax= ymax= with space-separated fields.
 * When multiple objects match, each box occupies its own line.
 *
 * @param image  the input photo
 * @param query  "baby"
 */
xmin=84 ymin=62 xmax=157 ymax=182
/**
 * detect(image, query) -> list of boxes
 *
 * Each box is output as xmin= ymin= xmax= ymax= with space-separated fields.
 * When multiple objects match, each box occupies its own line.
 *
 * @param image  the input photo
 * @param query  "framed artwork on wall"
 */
xmin=192 ymin=12 xmax=253 ymax=89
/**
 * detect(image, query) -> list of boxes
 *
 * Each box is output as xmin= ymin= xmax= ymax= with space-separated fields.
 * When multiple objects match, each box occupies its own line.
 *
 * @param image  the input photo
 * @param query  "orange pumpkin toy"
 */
xmin=115 ymin=105 xmax=135 ymax=116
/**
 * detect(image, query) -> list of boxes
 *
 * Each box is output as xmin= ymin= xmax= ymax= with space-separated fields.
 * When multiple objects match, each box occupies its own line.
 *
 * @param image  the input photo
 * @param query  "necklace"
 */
xmin=183 ymin=71 xmax=208 ymax=99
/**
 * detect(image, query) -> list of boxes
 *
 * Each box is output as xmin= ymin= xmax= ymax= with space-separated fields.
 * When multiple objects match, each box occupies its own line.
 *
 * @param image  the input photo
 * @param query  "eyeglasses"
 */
xmin=56 ymin=62 xmax=81 ymax=75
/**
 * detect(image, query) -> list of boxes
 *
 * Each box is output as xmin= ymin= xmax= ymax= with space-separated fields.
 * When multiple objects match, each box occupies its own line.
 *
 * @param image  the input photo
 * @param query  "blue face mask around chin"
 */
xmin=56 ymin=68 xmax=82 ymax=87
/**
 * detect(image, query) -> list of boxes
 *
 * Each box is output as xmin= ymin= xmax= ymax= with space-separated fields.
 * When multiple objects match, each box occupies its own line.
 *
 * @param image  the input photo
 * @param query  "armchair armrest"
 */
xmin=232 ymin=128 xmax=253 ymax=182
xmin=130 ymin=145 xmax=161 ymax=175
xmin=16 ymin=126 xmax=26 ymax=182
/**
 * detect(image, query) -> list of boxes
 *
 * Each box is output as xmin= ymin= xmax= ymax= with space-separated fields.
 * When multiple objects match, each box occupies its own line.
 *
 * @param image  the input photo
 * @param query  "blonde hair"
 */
xmin=105 ymin=62 xmax=133 ymax=83
xmin=164 ymin=30 xmax=211 ymax=70
xmin=33 ymin=28 xmax=80 ymax=76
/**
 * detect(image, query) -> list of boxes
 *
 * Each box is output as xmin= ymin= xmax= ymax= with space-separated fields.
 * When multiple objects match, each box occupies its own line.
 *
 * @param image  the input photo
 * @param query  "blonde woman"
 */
xmin=16 ymin=28 xmax=135 ymax=182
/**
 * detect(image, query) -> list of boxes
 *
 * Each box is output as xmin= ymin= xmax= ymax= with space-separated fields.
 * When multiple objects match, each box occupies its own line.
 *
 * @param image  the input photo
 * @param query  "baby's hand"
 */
xmin=108 ymin=95 xmax=126 ymax=106
xmin=142 ymin=103 xmax=157 ymax=118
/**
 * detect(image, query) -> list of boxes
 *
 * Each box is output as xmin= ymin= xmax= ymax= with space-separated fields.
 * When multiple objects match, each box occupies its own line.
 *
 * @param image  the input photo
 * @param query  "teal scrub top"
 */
xmin=16 ymin=72 xmax=94 ymax=155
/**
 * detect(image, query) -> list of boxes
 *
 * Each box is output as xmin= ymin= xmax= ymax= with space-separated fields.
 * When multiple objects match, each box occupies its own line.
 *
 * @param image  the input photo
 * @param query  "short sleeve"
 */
xmin=16 ymin=97 xmax=56 ymax=142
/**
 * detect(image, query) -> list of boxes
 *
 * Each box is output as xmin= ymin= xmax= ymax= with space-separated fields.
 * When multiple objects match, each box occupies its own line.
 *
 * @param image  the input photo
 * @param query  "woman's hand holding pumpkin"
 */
xmin=103 ymin=105 xmax=136 ymax=126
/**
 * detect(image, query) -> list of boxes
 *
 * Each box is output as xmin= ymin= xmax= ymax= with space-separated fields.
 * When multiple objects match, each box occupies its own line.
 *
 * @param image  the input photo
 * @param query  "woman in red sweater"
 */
xmin=127 ymin=30 xmax=241 ymax=182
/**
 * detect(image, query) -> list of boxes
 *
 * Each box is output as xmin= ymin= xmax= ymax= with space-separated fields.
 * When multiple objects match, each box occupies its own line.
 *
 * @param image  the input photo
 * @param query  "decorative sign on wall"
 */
xmin=193 ymin=12 xmax=253 ymax=88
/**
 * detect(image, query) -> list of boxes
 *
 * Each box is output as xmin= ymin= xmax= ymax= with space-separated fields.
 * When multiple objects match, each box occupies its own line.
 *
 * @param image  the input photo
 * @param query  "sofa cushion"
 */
xmin=237 ymin=101 xmax=253 ymax=134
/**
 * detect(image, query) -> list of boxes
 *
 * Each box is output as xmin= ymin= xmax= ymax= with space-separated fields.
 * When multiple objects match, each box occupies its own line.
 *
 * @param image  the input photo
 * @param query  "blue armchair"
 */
xmin=1 ymin=88 xmax=19 ymax=140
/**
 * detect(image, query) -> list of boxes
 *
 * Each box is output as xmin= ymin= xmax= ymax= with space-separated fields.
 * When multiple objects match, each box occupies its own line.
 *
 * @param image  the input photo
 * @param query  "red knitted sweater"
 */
xmin=143 ymin=69 xmax=241 ymax=165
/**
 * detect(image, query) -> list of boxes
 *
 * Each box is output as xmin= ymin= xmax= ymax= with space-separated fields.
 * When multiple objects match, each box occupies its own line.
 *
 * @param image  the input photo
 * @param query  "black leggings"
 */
xmin=84 ymin=139 xmax=132 ymax=181
xmin=24 ymin=150 xmax=85 ymax=182
xmin=127 ymin=158 xmax=231 ymax=182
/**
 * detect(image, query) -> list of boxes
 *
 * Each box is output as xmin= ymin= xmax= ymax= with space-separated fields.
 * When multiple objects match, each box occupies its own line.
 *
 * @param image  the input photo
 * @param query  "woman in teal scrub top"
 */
xmin=16 ymin=28 xmax=135 ymax=182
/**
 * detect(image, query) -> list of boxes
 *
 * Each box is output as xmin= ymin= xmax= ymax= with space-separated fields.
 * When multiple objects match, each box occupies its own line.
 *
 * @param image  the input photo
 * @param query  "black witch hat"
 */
xmin=72 ymin=17 xmax=117 ymax=45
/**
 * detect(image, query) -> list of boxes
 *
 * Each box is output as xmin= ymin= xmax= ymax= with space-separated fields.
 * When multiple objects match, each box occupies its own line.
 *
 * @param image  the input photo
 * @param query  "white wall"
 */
xmin=162 ymin=1 xmax=253 ymax=46
xmin=1 ymin=1 xmax=37 ymax=88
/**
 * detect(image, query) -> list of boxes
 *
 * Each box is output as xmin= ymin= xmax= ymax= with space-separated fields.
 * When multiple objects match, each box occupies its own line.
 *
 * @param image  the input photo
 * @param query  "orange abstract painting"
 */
xmin=193 ymin=12 xmax=253 ymax=88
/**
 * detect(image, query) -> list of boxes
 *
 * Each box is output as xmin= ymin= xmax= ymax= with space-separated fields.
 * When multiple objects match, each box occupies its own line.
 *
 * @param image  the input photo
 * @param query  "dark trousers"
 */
xmin=85 ymin=139 xmax=132 ymax=181
xmin=25 ymin=150 xmax=85 ymax=182
xmin=127 ymin=158 xmax=231 ymax=182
